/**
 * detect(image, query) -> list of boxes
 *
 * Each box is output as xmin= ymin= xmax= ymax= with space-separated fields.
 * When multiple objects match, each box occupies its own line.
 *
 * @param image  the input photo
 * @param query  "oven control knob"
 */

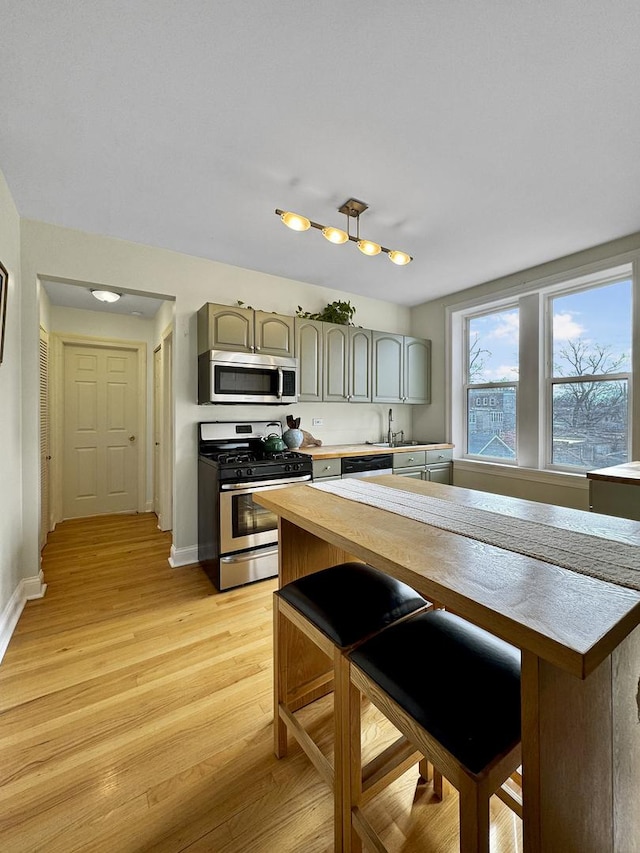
xmin=293 ymin=463 xmax=300 ymax=471
xmin=284 ymin=464 xmax=291 ymax=472
xmin=236 ymin=469 xmax=243 ymax=478
xmin=246 ymin=468 xmax=253 ymax=477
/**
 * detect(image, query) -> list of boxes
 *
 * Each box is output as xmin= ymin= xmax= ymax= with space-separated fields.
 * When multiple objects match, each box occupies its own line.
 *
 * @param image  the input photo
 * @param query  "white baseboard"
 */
xmin=0 ymin=572 xmax=47 ymax=664
xmin=169 ymin=544 xmax=199 ymax=568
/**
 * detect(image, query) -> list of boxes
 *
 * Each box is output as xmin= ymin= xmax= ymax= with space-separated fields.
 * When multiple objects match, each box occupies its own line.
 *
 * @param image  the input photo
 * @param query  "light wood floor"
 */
xmin=0 ymin=513 xmax=522 ymax=852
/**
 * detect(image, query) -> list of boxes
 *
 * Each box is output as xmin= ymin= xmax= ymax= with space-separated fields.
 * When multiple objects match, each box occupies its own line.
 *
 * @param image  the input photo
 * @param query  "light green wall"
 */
xmin=19 ymin=218 xmax=413 ymax=565
xmin=0 ymin=170 xmax=24 ymax=625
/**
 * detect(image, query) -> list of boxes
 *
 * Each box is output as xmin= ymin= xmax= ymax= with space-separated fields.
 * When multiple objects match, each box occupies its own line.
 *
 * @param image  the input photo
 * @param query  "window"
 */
xmin=465 ymin=309 xmax=518 ymax=460
xmin=454 ymin=264 xmax=634 ymax=473
xmin=549 ymin=279 xmax=631 ymax=469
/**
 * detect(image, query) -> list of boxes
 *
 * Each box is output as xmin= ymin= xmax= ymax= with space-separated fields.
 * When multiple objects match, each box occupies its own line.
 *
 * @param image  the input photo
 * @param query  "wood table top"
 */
xmin=256 ymin=476 xmax=640 ymax=679
xmin=586 ymin=461 xmax=640 ymax=485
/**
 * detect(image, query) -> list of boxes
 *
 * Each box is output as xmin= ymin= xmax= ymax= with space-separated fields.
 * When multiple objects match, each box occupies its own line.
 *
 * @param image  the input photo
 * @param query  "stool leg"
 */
xmin=418 ymin=758 xmax=444 ymax=799
xmin=334 ymin=650 xmax=349 ymax=853
xmin=338 ymin=659 xmax=362 ymax=853
xmin=273 ymin=596 xmax=288 ymax=758
xmin=458 ymin=775 xmax=490 ymax=853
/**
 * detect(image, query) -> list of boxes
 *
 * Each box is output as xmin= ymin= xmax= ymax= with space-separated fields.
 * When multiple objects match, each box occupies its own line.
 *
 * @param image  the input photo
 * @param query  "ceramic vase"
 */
xmin=282 ymin=428 xmax=303 ymax=449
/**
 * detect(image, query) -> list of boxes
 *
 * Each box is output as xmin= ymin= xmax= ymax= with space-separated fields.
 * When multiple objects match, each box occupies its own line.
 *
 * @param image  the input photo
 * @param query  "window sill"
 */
xmin=453 ymin=458 xmax=589 ymax=491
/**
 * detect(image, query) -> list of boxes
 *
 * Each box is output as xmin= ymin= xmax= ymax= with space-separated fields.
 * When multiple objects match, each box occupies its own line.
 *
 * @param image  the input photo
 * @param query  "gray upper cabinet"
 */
xmin=372 ymin=332 xmax=404 ymax=402
xmin=254 ymin=310 xmax=295 ymax=357
xmin=404 ymin=337 xmax=431 ymax=404
xmin=323 ymin=323 xmax=349 ymax=402
xmin=296 ymin=318 xmax=323 ymax=402
xmin=323 ymin=323 xmax=372 ymax=402
xmin=297 ymin=319 xmax=372 ymax=403
xmin=197 ymin=303 xmax=294 ymax=356
xmin=348 ymin=327 xmax=372 ymax=402
xmin=372 ymin=331 xmax=430 ymax=404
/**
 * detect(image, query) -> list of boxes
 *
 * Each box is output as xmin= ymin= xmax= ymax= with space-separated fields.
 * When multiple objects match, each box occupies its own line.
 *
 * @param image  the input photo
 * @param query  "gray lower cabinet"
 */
xmin=372 ymin=332 xmax=431 ymax=404
xmin=425 ymin=463 xmax=452 ymax=484
xmin=392 ymin=448 xmax=452 ymax=484
xmin=312 ymin=458 xmax=341 ymax=481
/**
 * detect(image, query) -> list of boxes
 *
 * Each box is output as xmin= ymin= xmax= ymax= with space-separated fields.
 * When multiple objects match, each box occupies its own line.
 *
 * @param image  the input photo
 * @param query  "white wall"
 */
xmin=19 ymin=219 xmax=414 ymax=569
xmin=0 ymin=171 xmax=28 ymax=659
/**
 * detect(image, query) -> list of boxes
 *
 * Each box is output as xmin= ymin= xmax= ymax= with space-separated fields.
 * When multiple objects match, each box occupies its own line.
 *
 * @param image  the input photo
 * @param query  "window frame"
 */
xmin=451 ymin=261 xmax=635 ymax=475
xmin=544 ymin=277 xmax=632 ymax=472
xmin=463 ymin=305 xmax=519 ymax=464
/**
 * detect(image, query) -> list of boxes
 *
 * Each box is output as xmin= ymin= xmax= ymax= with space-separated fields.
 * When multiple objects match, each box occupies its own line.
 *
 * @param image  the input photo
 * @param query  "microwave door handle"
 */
xmin=277 ymin=367 xmax=283 ymax=399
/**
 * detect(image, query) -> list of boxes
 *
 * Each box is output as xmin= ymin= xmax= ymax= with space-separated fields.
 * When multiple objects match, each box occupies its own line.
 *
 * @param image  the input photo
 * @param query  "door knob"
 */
xmin=129 ymin=435 xmax=136 ymax=442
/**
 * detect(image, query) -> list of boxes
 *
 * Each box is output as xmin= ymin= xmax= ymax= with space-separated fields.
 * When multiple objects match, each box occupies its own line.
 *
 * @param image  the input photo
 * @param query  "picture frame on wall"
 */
xmin=0 ymin=260 xmax=7 ymax=364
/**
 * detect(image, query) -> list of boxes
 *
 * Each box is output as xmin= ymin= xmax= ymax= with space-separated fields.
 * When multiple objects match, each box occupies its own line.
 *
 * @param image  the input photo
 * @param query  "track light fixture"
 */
xmin=275 ymin=198 xmax=413 ymax=265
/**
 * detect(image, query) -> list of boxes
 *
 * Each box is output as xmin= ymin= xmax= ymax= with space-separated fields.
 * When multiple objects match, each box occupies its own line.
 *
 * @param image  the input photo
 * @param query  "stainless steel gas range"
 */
xmin=197 ymin=420 xmax=313 ymax=590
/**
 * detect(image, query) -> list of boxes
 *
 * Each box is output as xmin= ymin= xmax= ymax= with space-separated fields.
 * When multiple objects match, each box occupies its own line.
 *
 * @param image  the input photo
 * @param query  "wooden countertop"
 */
xmin=256 ymin=475 xmax=640 ymax=678
xmin=586 ymin=461 xmax=640 ymax=485
xmin=298 ymin=442 xmax=453 ymax=460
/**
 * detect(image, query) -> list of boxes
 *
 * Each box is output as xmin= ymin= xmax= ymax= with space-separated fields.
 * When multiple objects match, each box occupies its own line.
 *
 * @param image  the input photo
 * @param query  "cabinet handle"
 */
xmin=408 ymin=457 xmax=414 ymax=463
xmin=255 ymin=346 xmax=260 ymax=351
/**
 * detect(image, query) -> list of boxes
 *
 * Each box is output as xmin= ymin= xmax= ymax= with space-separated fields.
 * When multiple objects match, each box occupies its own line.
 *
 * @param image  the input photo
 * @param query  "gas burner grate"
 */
xmin=217 ymin=452 xmax=257 ymax=464
xmin=265 ymin=451 xmax=306 ymax=461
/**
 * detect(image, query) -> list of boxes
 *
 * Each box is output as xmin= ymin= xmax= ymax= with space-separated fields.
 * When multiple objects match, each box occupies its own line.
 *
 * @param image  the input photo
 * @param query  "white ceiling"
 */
xmin=40 ymin=279 xmax=169 ymax=318
xmin=2 ymin=1 xmax=640 ymax=307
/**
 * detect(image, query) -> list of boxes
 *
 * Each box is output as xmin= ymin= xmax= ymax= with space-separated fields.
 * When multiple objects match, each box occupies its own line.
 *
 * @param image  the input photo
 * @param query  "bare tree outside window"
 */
xmin=551 ymin=280 xmax=631 ymax=469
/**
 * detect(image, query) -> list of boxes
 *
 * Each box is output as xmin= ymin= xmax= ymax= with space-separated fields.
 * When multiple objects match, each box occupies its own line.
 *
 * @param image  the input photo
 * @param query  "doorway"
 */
xmin=50 ymin=334 xmax=147 ymax=522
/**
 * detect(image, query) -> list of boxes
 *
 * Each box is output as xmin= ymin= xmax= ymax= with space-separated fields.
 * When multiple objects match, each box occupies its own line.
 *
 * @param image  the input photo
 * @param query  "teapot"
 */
xmin=262 ymin=433 xmax=287 ymax=453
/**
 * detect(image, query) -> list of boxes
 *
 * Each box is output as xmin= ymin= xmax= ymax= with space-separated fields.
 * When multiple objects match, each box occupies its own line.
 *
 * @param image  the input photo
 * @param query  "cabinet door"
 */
xmin=296 ymin=318 xmax=323 ymax=402
xmin=425 ymin=463 xmax=452 ymax=485
xmin=403 ymin=337 xmax=431 ymax=404
xmin=254 ymin=311 xmax=295 ymax=357
xmin=323 ymin=323 xmax=349 ymax=402
xmin=372 ymin=331 xmax=404 ymax=403
xmin=394 ymin=468 xmax=424 ymax=479
xmin=348 ymin=328 xmax=372 ymax=402
xmin=200 ymin=304 xmax=254 ymax=353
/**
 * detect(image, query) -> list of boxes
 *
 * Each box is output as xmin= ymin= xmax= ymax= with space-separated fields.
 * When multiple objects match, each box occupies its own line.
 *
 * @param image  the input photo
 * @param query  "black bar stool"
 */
xmin=345 ymin=608 xmax=522 ymax=853
xmin=274 ymin=562 xmax=440 ymax=852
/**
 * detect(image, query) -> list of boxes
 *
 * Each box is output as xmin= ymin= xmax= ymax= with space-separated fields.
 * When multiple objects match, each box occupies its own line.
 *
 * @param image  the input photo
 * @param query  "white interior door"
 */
xmin=63 ymin=343 xmax=139 ymax=519
xmin=153 ymin=346 xmax=161 ymax=516
xmin=39 ymin=327 xmax=50 ymax=548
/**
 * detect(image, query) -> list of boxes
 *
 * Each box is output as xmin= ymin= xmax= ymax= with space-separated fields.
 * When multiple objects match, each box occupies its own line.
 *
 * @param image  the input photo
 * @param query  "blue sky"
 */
xmin=469 ymin=279 xmax=632 ymax=382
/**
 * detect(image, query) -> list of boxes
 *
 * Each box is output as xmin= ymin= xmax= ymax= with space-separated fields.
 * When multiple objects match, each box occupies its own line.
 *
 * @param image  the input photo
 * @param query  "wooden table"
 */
xmin=256 ymin=476 xmax=640 ymax=853
xmin=587 ymin=461 xmax=640 ymax=521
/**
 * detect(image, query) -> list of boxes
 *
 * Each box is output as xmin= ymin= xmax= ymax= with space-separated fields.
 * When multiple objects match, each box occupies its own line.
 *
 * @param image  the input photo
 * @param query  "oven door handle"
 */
xmin=276 ymin=366 xmax=283 ymax=399
xmin=220 ymin=474 xmax=311 ymax=491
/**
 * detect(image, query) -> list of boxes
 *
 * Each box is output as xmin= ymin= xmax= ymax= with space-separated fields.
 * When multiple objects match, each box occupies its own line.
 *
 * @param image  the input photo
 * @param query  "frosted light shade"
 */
xmin=388 ymin=250 xmax=412 ymax=265
xmin=322 ymin=226 xmax=348 ymax=244
xmin=91 ymin=290 xmax=121 ymax=303
xmin=357 ymin=239 xmax=381 ymax=256
xmin=281 ymin=211 xmax=311 ymax=231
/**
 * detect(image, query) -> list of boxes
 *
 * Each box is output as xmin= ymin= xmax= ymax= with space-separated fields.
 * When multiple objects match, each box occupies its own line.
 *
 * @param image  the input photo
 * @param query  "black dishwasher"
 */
xmin=341 ymin=454 xmax=393 ymax=479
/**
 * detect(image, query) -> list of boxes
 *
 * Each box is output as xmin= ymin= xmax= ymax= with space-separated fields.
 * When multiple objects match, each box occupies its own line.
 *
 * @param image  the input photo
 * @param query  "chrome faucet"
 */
xmin=387 ymin=408 xmax=393 ymax=444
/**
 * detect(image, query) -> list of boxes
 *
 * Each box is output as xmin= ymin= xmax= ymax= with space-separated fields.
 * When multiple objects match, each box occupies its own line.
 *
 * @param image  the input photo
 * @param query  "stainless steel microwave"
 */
xmin=198 ymin=350 xmax=298 ymax=405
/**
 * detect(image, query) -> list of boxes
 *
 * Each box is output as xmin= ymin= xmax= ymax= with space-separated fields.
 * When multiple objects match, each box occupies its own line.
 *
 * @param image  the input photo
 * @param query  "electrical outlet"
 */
xmin=312 ymin=418 xmax=323 ymax=426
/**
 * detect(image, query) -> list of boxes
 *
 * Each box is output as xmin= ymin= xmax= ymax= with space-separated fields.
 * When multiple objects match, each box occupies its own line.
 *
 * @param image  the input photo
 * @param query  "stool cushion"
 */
xmin=350 ymin=609 xmax=521 ymax=775
xmin=276 ymin=563 xmax=427 ymax=649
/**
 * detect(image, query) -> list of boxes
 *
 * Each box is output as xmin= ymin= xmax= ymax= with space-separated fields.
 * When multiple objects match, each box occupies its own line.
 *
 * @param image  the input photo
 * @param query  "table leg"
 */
xmin=522 ymin=624 xmax=640 ymax=852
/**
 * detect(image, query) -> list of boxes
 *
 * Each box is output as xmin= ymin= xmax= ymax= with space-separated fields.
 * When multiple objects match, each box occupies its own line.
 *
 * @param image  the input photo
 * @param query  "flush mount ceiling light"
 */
xmin=91 ymin=289 xmax=121 ymax=303
xmin=275 ymin=198 xmax=413 ymax=265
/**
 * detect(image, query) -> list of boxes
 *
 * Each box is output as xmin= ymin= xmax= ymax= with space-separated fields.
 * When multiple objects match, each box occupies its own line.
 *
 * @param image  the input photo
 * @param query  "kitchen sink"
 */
xmin=369 ymin=440 xmax=422 ymax=448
